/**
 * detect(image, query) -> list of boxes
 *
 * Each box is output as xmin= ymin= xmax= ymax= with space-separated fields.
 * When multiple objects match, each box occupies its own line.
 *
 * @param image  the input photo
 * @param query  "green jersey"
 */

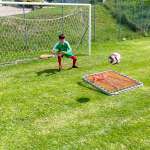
xmin=53 ymin=41 xmax=74 ymax=57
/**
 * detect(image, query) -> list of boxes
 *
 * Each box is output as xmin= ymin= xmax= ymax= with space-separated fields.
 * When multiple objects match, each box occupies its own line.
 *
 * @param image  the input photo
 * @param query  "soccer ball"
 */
xmin=108 ymin=52 xmax=121 ymax=65
xmin=122 ymin=37 xmax=126 ymax=41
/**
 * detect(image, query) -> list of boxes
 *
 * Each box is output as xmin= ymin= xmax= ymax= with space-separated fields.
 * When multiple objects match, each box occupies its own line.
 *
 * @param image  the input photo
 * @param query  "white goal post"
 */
xmin=0 ymin=1 xmax=91 ymax=65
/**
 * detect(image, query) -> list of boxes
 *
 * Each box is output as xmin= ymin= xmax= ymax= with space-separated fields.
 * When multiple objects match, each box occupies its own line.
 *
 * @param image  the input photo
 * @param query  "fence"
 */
xmin=104 ymin=0 xmax=150 ymax=39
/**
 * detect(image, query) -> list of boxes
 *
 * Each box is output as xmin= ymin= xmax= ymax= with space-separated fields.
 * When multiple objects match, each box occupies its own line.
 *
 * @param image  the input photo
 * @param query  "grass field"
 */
xmin=0 ymin=3 xmax=150 ymax=150
xmin=0 ymin=37 xmax=150 ymax=149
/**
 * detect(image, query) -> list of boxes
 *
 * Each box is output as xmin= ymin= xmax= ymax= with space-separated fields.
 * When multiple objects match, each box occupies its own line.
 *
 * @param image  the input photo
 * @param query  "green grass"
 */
xmin=92 ymin=5 xmax=141 ymax=42
xmin=0 ymin=37 xmax=150 ymax=149
xmin=0 ymin=4 xmax=150 ymax=149
xmin=20 ymin=6 xmax=75 ymax=19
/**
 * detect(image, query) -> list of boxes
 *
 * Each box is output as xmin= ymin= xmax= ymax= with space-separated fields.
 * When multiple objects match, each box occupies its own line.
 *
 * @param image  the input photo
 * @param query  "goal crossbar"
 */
xmin=0 ymin=1 xmax=91 ymax=7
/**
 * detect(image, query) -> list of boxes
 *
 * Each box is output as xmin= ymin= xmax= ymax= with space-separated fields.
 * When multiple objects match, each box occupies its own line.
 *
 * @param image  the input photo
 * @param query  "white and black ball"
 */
xmin=108 ymin=52 xmax=121 ymax=65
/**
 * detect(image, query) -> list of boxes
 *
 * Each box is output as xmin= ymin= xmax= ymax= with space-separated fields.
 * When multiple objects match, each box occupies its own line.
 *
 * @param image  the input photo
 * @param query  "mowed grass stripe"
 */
xmin=0 ymin=38 xmax=150 ymax=149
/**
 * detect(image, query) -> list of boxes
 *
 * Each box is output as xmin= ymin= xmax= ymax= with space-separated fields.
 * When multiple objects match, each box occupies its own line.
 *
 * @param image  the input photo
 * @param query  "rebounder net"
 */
xmin=0 ymin=2 xmax=90 ymax=65
xmin=83 ymin=70 xmax=143 ymax=95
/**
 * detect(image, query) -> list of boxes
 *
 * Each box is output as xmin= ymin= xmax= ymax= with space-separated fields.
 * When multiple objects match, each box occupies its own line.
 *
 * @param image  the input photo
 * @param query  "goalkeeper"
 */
xmin=52 ymin=34 xmax=78 ymax=71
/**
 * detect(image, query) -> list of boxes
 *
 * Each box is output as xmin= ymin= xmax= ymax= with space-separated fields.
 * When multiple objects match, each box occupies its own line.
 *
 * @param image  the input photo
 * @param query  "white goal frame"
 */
xmin=0 ymin=1 xmax=92 ymax=55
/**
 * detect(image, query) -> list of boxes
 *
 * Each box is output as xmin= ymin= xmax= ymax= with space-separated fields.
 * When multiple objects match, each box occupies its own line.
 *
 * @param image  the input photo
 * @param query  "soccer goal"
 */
xmin=0 ymin=1 xmax=91 ymax=65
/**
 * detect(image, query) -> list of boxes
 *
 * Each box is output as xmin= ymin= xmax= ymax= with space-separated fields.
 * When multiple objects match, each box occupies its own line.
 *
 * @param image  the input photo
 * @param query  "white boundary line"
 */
xmin=0 ymin=57 xmax=39 ymax=67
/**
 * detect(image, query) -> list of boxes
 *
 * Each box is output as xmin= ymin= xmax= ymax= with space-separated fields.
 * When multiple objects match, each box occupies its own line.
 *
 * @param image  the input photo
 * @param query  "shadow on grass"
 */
xmin=37 ymin=69 xmax=58 ymax=76
xmin=76 ymin=53 xmax=88 ymax=57
xmin=77 ymin=81 xmax=105 ymax=95
xmin=77 ymin=97 xmax=90 ymax=103
xmin=67 ymin=67 xmax=73 ymax=70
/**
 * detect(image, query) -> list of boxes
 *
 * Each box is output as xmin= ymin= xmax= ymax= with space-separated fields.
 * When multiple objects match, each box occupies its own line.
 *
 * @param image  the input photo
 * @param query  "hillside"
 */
xmin=92 ymin=4 xmax=141 ymax=42
xmin=104 ymin=0 xmax=150 ymax=36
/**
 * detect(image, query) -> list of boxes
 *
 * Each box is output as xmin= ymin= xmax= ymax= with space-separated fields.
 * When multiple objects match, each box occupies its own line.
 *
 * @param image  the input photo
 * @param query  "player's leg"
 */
xmin=57 ymin=53 xmax=63 ymax=71
xmin=70 ymin=55 xmax=78 ymax=68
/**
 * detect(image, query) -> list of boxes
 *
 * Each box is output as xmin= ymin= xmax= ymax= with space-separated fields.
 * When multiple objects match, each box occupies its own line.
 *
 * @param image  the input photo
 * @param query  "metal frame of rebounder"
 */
xmin=0 ymin=1 xmax=92 ymax=56
xmin=83 ymin=70 xmax=143 ymax=96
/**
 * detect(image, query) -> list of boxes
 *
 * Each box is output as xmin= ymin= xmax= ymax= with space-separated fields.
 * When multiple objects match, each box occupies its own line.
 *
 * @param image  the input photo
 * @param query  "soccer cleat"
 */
xmin=58 ymin=66 xmax=62 ymax=71
xmin=72 ymin=65 xmax=78 ymax=68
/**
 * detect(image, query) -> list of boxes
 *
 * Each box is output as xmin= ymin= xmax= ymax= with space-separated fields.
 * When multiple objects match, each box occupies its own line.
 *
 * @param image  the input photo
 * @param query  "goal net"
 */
xmin=0 ymin=1 xmax=91 ymax=65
